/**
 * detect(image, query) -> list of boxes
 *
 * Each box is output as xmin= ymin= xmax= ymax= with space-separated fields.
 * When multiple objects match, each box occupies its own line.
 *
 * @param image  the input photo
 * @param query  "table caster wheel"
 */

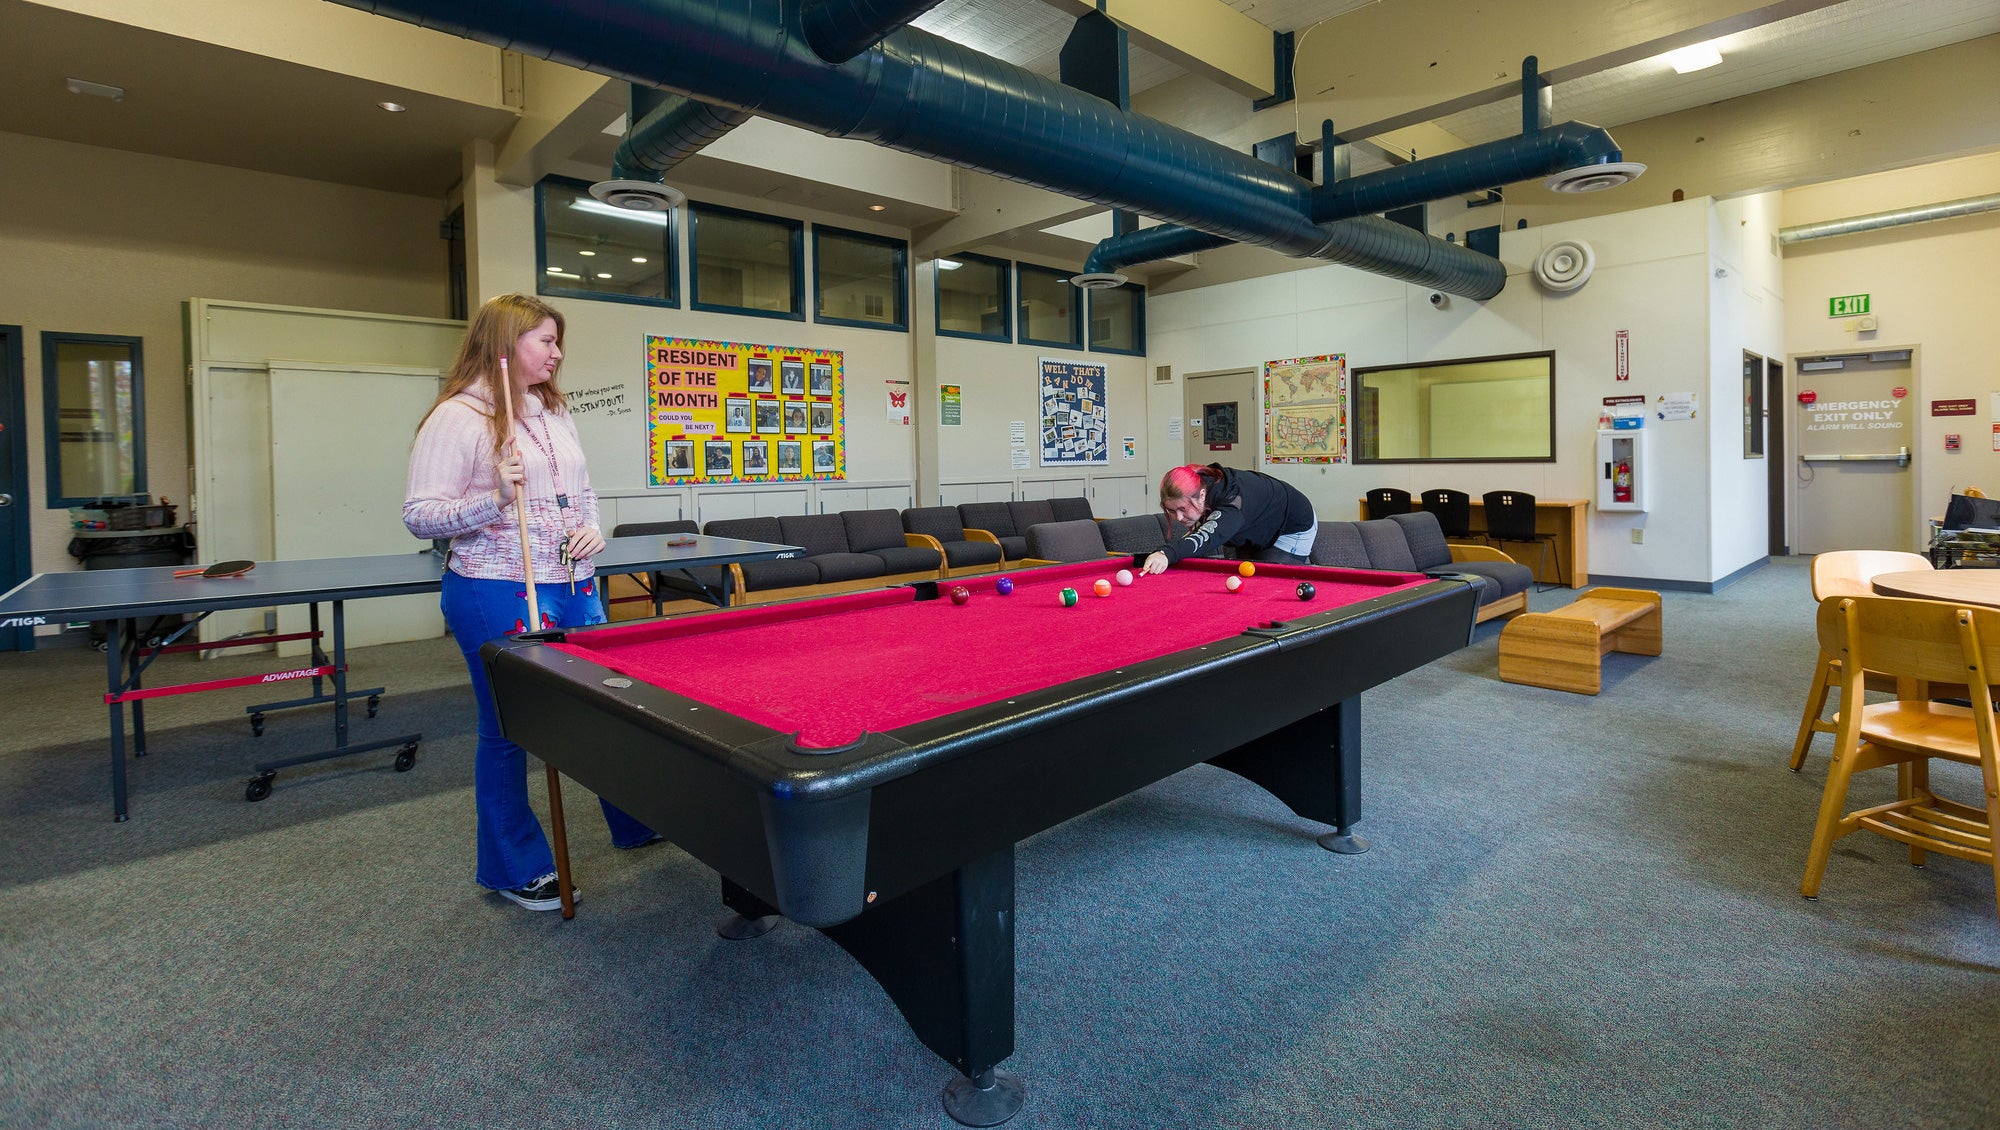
xmin=92 ymin=640 xmax=109 ymax=653
xmin=366 ymin=694 xmax=381 ymax=719
xmin=250 ymin=712 xmax=265 ymax=737
xmin=394 ymin=744 xmax=418 ymax=772
xmin=245 ymin=773 xmax=275 ymax=802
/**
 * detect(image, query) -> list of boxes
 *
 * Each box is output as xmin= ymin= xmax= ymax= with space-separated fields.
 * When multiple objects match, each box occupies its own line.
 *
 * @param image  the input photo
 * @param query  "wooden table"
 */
xmin=1360 ymin=496 xmax=1590 ymax=588
xmin=1871 ymin=569 xmax=2000 ymax=607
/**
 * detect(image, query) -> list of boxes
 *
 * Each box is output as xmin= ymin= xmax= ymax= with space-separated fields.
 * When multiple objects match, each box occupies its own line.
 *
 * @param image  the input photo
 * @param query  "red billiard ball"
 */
xmin=1238 ymin=561 xmax=1256 ymax=577
xmin=1225 ymin=575 xmax=1243 ymax=593
xmin=1115 ymin=569 xmax=1134 ymax=586
xmin=1093 ymin=578 xmax=1112 ymax=597
xmin=1295 ymin=581 xmax=1317 ymax=601
xmin=950 ymin=585 xmax=971 ymax=605
xmin=995 ymin=577 xmax=1015 ymax=596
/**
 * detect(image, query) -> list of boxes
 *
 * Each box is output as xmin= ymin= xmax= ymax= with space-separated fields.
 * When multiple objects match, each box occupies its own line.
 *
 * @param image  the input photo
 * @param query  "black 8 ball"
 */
xmin=1295 ymin=581 xmax=1317 ymax=601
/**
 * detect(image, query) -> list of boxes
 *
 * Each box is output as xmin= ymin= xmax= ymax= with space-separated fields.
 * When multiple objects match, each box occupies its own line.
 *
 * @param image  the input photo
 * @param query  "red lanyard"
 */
xmin=519 ymin=411 xmax=573 ymax=513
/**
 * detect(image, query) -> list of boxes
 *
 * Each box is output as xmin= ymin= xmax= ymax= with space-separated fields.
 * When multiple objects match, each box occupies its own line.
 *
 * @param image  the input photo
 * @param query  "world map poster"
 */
xmin=1264 ymin=354 xmax=1347 ymax=464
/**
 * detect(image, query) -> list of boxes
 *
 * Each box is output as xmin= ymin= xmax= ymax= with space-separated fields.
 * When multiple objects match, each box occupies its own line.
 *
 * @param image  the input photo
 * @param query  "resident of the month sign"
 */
xmin=645 ymin=336 xmax=845 ymax=486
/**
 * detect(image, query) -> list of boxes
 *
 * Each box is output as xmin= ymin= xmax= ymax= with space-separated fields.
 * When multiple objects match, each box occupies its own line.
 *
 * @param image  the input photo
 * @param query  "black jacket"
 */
xmin=1157 ymin=466 xmax=1316 ymax=564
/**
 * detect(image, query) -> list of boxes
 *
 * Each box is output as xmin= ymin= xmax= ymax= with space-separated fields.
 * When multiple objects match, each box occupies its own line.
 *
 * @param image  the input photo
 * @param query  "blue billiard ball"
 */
xmin=995 ymin=577 xmax=1015 ymax=596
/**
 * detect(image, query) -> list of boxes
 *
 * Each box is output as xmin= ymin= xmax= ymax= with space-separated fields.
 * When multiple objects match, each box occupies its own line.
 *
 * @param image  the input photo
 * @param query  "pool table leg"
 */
xmin=1207 ymin=696 xmax=1368 ymax=854
xmin=720 ymin=852 xmax=1025 ymax=1126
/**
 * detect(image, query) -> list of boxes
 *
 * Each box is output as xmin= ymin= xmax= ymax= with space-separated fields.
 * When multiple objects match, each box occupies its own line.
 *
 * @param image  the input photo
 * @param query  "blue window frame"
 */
xmin=1087 ymin=281 xmax=1146 ymax=356
xmin=535 ymin=176 xmax=679 ymax=308
xmin=691 ymin=202 xmax=805 ymax=321
xmin=813 ymin=225 xmax=908 ymax=332
xmin=1017 ymin=263 xmax=1081 ymax=349
xmin=42 ymin=331 xmax=146 ymax=507
xmin=935 ymin=252 xmax=1012 ymax=342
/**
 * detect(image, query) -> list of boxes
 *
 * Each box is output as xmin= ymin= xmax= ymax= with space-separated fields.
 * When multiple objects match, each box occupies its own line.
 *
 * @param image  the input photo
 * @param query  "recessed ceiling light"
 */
xmin=868 ymin=204 xmax=886 ymax=212
xmin=578 ymin=250 xmax=596 ymax=256
xmin=596 ymin=272 xmax=613 ymax=279
xmin=545 ymin=266 xmax=563 ymax=273
xmin=631 ymin=256 xmax=647 ymax=263
xmin=1664 ymin=43 xmax=1722 ymax=74
xmin=378 ymin=101 xmax=407 ymax=112
xmin=65 ymin=77 xmax=125 ymax=101
xmin=936 ymin=258 xmax=963 ymax=271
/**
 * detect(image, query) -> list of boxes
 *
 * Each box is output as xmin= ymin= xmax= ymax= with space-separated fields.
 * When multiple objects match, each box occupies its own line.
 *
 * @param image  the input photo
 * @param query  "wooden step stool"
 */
xmin=1497 ymin=587 xmax=1662 ymax=695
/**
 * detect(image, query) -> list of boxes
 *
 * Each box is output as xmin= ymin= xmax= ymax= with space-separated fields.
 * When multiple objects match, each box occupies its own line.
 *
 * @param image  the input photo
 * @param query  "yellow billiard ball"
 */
xmin=1238 ymin=561 xmax=1256 ymax=577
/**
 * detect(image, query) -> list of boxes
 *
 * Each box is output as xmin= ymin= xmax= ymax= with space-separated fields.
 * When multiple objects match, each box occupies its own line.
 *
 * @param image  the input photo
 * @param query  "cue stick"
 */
xmin=496 ymin=356 xmax=541 ymax=631
xmin=500 ymin=356 xmax=577 ymax=917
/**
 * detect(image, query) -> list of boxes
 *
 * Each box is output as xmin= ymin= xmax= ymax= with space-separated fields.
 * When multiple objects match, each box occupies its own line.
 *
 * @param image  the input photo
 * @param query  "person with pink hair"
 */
xmin=1140 ymin=463 xmax=1317 ymax=575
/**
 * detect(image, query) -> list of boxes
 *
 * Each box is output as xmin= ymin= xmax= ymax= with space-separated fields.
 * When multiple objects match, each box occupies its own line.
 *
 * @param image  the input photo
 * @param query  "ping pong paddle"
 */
xmin=174 ymin=560 xmax=256 ymax=579
xmin=666 ymin=534 xmax=697 ymax=547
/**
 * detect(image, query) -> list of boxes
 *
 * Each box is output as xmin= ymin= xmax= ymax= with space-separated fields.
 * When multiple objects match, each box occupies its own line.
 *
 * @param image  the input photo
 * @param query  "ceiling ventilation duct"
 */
xmin=1778 ymin=192 xmax=2000 ymax=245
xmin=1532 ymin=239 xmax=1595 ymax=292
xmin=329 ymin=0 xmax=1511 ymax=299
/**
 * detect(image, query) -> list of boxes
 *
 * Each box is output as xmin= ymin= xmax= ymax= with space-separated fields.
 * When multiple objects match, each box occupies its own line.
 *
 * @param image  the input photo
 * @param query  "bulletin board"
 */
xmin=646 ymin=335 xmax=846 ymax=486
xmin=1038 ymin=357 xmax=1108 ymax=466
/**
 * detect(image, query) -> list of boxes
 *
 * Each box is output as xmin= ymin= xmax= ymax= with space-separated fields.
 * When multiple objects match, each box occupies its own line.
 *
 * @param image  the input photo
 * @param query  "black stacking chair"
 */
xmin=1482 ymin=490 xmax=1561 ymax=590
xmin=1419 ymin=488 xmax=1478 ymax=542
xmin=1364 ymin=488 xmax=1412 ymax=520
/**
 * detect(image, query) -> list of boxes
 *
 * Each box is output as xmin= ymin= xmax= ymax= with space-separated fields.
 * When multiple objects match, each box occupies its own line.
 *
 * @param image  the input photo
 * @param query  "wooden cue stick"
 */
xmin=546 ymin=764 xmax=576 ymax=919
xmin=496 ymin=355 xmax=541 ymax=631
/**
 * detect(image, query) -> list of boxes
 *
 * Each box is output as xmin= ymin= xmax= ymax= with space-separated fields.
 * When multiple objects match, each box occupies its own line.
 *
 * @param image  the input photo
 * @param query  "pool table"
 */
xmin=481 ymin=557 xmax=1478 ymax=1125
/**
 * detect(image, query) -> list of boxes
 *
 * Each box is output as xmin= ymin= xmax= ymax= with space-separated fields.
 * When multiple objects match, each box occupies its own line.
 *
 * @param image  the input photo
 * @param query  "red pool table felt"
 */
xmin=551 ymin=558 xmax=1429 ymax=749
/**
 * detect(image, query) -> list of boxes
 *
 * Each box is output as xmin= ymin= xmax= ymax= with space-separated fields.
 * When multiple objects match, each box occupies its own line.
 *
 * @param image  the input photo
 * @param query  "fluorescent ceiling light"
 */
xmin=65 ymin=77 xmax=125 ymax=101
xmin=596 ymin=272 xmax=613 ymax=279
xmin=545 ymin=266 xmax=563 ymax=274
xmin=568 ymin=198 xmax=671 ymax=226
xmin=578 ymin=250 xmax=596 ymax=256
xmin=1664 ymin=43 xmax=1722 ymax=74
xmin=1799 ymin=359 xmax=1845 ymax=372
xmin=936 ymin=258 xmax=963 ymax=270
xmin=631 ymin=256 xmax=648 ymax=264
xmin=378 ymin=101 xmax=407 ymax=113
xmin=546 ymin=270 xmax=581 ymax=280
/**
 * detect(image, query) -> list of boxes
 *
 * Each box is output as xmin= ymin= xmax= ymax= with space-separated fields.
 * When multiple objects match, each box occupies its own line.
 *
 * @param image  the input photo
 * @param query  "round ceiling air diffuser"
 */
xmin=589 ymin=179 xmax=686 ymax=211
xmin=1533 ymin=239 xmax=1595 ymax=292
xmin=1068 ymin=271 xmax=1128 ymax=290
xmin=1543 ymin=161 xmax=1647 ymax=194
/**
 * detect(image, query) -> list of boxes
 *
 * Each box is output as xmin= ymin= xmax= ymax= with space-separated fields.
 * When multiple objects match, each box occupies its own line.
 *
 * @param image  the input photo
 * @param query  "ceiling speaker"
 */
xmin=1533 ymin=239 xmax=1595 ymax=292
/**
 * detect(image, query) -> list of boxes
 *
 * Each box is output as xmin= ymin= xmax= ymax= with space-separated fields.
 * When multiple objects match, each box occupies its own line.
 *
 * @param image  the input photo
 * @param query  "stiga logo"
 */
xmin=0 ymin=615 xmax=48 ymax=628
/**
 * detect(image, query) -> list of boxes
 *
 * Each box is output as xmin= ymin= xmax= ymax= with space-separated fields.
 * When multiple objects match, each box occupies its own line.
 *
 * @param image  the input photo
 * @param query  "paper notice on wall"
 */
xmin=1011 ymin=448 xmax=1030 ymax=469
xmin=1168 ymin=417 xmax=1182 ymax=441
xmin=1009 ymin=420 xmax=1028 ymax=446
xmin=1123 ymin=437 xmax=1136 ymax=460
xmin=1656 ymin=392 xmax=1698 ymax=421
xmin=886 ymin=379 xmax=911 ymax=423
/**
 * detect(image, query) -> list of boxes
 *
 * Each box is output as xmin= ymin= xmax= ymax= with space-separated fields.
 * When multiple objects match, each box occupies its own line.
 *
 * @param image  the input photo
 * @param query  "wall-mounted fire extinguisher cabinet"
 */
xmin=1597 ymin=427 xmax=1648 ymax=512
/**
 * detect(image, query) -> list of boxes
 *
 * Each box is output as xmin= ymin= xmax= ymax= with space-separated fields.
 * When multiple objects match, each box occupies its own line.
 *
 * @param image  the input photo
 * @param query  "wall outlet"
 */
xmin=1630 ymin=528 xmax=1644 ymax=544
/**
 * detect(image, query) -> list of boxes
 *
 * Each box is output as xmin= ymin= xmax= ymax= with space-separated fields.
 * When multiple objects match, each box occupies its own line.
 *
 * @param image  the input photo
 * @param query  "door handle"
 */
xmin=1798 ymin=446 xmax=1910 ymax=468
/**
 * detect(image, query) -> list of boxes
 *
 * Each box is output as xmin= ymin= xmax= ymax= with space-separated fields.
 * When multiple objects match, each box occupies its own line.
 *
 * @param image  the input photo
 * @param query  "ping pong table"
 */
xmin=0 ymin=533 xmax=800 ymax=820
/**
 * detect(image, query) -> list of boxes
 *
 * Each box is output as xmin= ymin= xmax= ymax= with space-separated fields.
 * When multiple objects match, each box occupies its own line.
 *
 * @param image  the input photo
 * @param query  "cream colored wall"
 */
xmin=0 ymin=129 xmax=449 ymax=575
xmin=1781 ymin=150 xmax=2000 ymax=527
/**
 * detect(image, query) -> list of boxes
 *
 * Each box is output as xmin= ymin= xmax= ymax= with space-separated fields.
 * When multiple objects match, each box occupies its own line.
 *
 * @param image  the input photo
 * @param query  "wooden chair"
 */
xmin=1363 ymin=488 xmax=1412 ymax=520
xmin=1790 ymin=550 xmax=1934 ymax=770
xmin=1800 ymin=596 xmax=2000 ymax=923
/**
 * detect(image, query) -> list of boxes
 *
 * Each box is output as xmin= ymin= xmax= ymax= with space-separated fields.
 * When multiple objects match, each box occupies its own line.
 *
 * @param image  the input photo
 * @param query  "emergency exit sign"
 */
xmin=1828 ymin=293 xmax=1871 ymax=317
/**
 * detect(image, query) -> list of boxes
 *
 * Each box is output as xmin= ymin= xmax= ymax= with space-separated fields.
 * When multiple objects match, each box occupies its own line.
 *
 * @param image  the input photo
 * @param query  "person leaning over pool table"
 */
xmin=1139 ymin=463 xmax=1318 ymax=575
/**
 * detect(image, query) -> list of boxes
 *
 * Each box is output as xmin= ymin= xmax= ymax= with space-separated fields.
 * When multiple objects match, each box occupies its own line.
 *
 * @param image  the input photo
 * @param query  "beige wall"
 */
xmin=0 ymin=130 xmax=449 ymax=574
xmin=1781 ymin=149 xmax=2000 ymax=519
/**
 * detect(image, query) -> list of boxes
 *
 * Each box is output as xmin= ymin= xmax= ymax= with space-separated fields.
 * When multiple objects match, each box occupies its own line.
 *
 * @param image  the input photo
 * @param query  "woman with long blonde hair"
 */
xmin=405 ymin=293 xmax=656 ymax=912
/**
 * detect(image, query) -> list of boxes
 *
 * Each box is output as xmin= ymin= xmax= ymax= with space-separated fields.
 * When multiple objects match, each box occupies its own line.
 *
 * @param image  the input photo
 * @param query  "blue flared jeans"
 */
xmin=440 ymin=569 xmax=654 ymax=890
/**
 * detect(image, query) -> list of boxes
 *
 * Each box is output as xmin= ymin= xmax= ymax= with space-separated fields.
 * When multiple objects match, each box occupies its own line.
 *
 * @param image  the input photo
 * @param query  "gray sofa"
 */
xmin=1310 ymin=511 xmax=1531 ymax=623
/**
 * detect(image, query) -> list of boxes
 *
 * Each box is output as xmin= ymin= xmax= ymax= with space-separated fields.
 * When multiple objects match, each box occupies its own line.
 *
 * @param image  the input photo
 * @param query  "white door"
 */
xmin=1184 ymin=369 xmax=1256 ymax=468
xmin=1794 ymin=353 xmax=1917 ymax=554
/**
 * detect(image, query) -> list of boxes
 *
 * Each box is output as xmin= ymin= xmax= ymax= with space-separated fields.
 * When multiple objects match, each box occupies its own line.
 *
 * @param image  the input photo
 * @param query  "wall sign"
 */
xmin=646 ymin=335 xmax=844 ymax=486
xmin=1262 ymin=354 xmax=1346 ymax=464
xmin=1933 ymin=399 xmax=1976 ymax=416
xmin=1828 ymin=293 xmax=1871 ymax=317
xmin=1615 ymin=329 xmax=1630 ymax=381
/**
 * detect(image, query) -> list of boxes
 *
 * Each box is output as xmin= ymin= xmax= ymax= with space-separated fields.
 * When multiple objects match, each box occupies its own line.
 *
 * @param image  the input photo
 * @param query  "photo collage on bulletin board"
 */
xmin=1038 ymin=357 xmax=1109 ymax=466
xmin=645 ymin=336 xmax=846 ymax=486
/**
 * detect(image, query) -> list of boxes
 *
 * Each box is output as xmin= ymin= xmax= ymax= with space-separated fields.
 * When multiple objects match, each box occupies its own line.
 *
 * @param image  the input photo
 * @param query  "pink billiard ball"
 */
xmin=949 ymin=585 xmax=971 ymax=605
xmin=1093 ymin=578 xmax=1112 ymax=597
xmin=1114 ymin=569 xmax=1134 ymax=586
xmin=1225 ymin=575 xmax=1243 ymax=593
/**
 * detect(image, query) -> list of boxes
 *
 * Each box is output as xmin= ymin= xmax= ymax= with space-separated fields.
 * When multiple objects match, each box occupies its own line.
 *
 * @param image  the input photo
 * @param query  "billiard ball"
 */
xmin=1238 ymin=561 xmax=1256 ymax=577
xmin=1058 ymin=587 xmax=1079 ymax=607
xmin=995 ymin=577 xmax=1015 ymax=596
xmin=950 ymin=586 xmax=971 ymax=605
xmin=1115 ymin=569 xmax=1134 ymax=586
xmin=1295 ymin=582 xmax=1317 ymax=601
xmin=1225 ymin=575 xmax=1243 ymax=592
xmin=1093 ymin=579 xmax=1112 ymax=597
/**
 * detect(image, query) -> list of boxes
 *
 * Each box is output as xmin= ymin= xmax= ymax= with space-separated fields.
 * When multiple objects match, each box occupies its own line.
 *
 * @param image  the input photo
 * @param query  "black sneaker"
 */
xmin=498 ymin=872 xmax=576 ymax=912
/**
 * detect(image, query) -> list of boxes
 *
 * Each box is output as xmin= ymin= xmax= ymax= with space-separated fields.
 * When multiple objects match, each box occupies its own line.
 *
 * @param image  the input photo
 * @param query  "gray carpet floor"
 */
xmin=4 ymin=556 xmax=1998 ymax=1129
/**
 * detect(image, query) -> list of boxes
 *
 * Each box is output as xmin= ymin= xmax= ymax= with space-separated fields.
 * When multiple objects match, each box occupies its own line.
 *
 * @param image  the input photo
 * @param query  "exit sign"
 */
xmin=1828 ymin=293 xmax=1871 ymax=317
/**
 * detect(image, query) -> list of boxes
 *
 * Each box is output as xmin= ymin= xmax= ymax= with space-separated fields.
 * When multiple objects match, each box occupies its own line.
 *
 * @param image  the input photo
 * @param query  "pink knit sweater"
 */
xmin=403 ymin=387 xmax=600 ymax=582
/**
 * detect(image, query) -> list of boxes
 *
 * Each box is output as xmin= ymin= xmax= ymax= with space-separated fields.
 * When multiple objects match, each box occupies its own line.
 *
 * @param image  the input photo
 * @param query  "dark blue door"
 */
xmin=1 ymin=326 xmax=30 ymax=651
